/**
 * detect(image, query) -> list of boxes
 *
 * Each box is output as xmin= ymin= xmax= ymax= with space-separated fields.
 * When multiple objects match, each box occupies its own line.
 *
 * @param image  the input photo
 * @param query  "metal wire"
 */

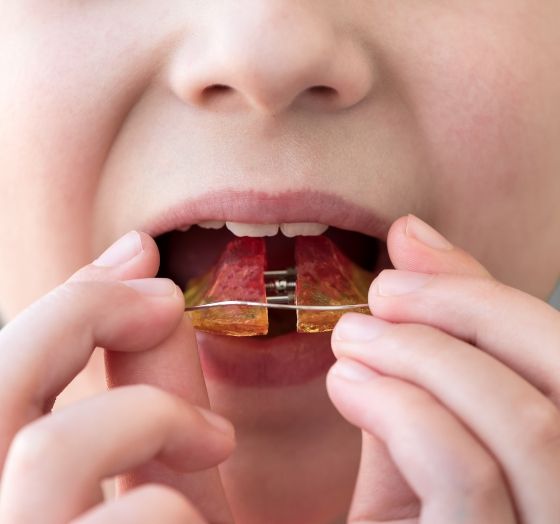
xmin=184 ymin=301 xmax=369 ymax=312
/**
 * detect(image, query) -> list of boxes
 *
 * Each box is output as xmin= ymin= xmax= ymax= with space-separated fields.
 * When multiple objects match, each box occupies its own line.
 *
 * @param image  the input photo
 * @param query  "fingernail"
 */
xmin=333 ymin=314 xmax=387 ymax=343
xmin=406 ymin=215 xmax=453 ymax=251
xmin=122 ymin=278 xmax=178 ymax=297
xmin=331 ymin=358 xmax=379 ymax=382
xmin=374 ymin=270 xmax=432 ymax=296
xmin=197 ymin=408 xmax=235 ymax=437
xmin=94 ymin=231 xmax=143 ymax=267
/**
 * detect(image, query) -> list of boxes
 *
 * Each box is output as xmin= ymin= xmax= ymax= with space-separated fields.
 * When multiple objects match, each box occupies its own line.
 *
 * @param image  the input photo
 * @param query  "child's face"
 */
xmin=1 ymin=2 xmax=560 ymax=317
xmin=1 ymin=2 xmax=560 ymax=521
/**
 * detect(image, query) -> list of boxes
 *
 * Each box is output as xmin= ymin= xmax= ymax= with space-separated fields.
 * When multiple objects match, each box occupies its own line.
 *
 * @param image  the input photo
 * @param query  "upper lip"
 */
xmin=141 ymin=189 xmax=391 ymax=240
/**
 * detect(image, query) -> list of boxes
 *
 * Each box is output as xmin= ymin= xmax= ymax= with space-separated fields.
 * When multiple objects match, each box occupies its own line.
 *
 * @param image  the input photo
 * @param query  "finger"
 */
xmin=54 ymin=230 xmax=163 ymax=407
xmin=0 ymin=228 xmax=169 ymax=424
xmin=72 ymin=484 xmax=206 ymax=524
xmin=387 ymin=215 xmax=491 ymax=277
xmin=105 ymin=315 xmax=235 ymax=524
xmin=70 ymin=230 xmax=160 ymax=283
xmin=0 ymin=277 xmax=184 ymax=469
xmin=327 ymin=360 xmax=516 ymax=524
xmin=333 ymin=315 xmax=560 ymax=522
xmin=369 ymin=270 xmax=560 ymax=402
xmin=0 ymin=385 xmax=234 ymax=524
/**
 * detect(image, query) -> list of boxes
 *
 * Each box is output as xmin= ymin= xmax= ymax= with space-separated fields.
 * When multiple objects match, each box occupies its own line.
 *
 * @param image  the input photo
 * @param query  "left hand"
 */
xmin=327 ymin=214 xmax=560 ymax=524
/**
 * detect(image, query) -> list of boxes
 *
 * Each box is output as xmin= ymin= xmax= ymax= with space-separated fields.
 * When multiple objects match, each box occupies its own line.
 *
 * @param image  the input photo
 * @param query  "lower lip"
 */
xmin=196 ymin=330 xmax=335 ymax=388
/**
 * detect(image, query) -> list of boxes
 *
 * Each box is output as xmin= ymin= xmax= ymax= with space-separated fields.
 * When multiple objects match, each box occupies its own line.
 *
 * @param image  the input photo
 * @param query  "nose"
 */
xmin=169 ymin=3 xmax=375 ymax=114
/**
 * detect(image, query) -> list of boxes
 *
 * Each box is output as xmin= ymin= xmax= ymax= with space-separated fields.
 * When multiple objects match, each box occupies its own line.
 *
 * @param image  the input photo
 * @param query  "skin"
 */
xmin=0 ymin=1 xmax=560 ymax=523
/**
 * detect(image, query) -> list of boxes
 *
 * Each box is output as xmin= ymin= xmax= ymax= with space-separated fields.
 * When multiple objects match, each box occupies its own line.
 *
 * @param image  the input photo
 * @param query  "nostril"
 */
xmin=201 ymin=84 xmax=233 ymax=100
xmin=308 ymin=85 xmax=337 ymax=97
xmin=195 ymin=83 xmax=345 ymax=112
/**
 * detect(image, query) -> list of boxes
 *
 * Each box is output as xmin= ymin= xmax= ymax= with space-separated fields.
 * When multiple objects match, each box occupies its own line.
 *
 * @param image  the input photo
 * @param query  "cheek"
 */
xmin=381 ymin=5 xmax=560 ymax=292
xmin=0 ymin=26 xmax=96 ymax=316
xmin=372 ymin=3 xmax=560 ymax=209
xmin=409 ymin=24 xmax=539 ymax=197
xmin=426 ymin=47 xmax=560 ymax=289
xmin=419 ymin=51 xmax=530 ymax=217
xmin=0 ymin=5 xmax=171 ymax=317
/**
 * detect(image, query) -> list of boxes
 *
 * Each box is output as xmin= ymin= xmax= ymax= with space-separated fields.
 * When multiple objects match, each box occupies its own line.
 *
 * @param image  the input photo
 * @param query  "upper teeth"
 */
xmin=199 ymin=221 xmax=226 ymax=230
xmin=226 ymin=222 xmax=279 ymax=237
xmin=181 ymin=221 xmax=329 ymax=237
xmin=226 ymin=222 xmax=329 ymax=237
xmin=279 ymin=223 xmax=329 ymax=238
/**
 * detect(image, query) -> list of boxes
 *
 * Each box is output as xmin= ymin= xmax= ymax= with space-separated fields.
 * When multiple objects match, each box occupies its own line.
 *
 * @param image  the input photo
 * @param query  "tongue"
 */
xmin=184 ymin=236 xmax=373 ymax=337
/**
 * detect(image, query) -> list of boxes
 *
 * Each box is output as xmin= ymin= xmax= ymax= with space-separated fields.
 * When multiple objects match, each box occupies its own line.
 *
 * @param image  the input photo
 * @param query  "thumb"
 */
xmin=387 ymin=215 xmax=492 ymax=278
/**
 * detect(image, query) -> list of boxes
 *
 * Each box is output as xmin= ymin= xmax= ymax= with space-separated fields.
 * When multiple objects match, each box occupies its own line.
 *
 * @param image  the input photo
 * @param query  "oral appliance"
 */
xmin=183 ymin=236 xmax=372 ymax=336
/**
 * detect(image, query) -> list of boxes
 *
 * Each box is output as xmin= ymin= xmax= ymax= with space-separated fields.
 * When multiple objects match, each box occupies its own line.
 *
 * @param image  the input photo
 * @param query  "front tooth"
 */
xmin=280 ymin=223 xmax=329 ymax=238
xmin=178 ymin=225 xmax=192 ymax=232
xmin=225 ymin=222 xmax=279 ymax=237
xmin=198 ymin=221 xmax=226 ymax=230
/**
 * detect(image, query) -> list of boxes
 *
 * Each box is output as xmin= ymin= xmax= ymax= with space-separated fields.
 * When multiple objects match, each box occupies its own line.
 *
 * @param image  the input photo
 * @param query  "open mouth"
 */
xmin=140 ymin=191 xmax=394 ymax=386
xmin=155 ymin=222 xmax=391 ymax=337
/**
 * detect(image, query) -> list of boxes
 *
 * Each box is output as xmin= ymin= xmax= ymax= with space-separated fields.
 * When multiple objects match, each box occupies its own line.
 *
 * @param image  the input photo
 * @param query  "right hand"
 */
xmin=0 ymin=231 xmax=236 ymax=524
